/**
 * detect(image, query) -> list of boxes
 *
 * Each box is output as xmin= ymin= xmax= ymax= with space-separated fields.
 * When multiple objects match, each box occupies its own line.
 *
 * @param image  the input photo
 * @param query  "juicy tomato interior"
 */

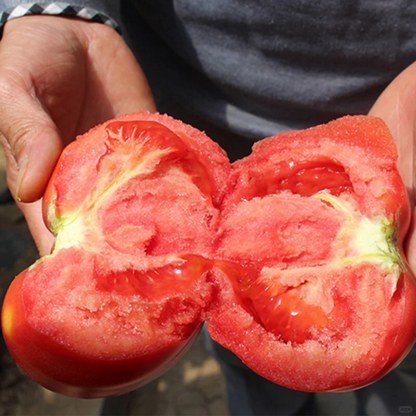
xmin=95 ymin=255 xmax=213 ymax=299
xmin=271 ymin=163 xmax=352 ymax=197
xmin=227 ymin=159 xmax=354 ymax=344
xmin=32 ymin=119 xmax=221 ymax=354
xmin=238 ymin=160 xmax=352 ymax=202
xmin=246 ymin=285 xmax=329 ymax=344
xmin=91 ymin=122 xmax=219 ymax=305
xmin=104 ymin=121 xmax=214 ymax=204
xmin=238 ymin=268 xmax=356 ymax=345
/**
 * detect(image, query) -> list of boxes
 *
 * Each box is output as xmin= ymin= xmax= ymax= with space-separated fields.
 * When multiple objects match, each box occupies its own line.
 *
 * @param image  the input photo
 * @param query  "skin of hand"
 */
xmin=0 ymin=16 xmax=156 ymax=256
xmin=368 ymin=62 xmax=416 ymax=271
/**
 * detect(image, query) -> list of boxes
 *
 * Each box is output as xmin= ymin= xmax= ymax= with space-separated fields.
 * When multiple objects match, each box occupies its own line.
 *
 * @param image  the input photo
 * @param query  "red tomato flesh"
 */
xmin=96 ymin=255 xmax=211 ymax=298
xmin=209 ymin=115 xmax=416 ymax=391
xmin=2 ymin=113 xmax=230 ymax=397
xmin=274 ymin=162 xmax=352 ymax=197
xmin=2 ymin=114 xmax=416 ymax=396
xmin=103 ymin=121 xmax=214 ymax=200
xmin=225 ymin=158 xmax=353 ymax=344
xmin=234 ymin=160 xmax=352 ymax=202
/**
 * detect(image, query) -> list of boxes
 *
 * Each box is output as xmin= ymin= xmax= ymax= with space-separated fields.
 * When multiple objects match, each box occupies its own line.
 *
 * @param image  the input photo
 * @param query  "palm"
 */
xmin=1 ymin=16 xmax=154 ymax=147
xmin=0 ymin=16 xmax=155 ymax=254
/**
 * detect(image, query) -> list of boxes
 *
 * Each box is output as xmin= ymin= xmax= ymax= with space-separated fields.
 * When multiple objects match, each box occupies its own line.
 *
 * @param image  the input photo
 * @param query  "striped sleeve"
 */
xmin=0 ymin=2 xmax=120 ymax=36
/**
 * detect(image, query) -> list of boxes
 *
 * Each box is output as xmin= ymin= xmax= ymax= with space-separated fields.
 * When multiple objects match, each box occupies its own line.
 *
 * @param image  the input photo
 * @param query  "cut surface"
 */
xmin=22 ymin=115 xmax=230 ymax=358
xmin=220 ymin=187 xmax=403 ymax=345
xmin=218 ymin=117 xmax=406 ymax=346
xmin=209 ymin=116 xmax=415 ymax=391
xmin=3 ymin=114 xmax=416 ymax=396
xmin=23 ymin=249 xmax=213 ymax=357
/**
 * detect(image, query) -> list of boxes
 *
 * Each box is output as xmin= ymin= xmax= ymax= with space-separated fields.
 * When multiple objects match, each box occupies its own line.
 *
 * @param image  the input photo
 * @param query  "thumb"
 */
xmin=0 ymin=77 xmax=63 ymax=202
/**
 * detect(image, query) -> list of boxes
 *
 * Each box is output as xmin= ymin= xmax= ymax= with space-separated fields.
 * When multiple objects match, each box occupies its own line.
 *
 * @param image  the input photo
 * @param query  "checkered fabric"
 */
xmin=0 ymin=2 xmax=120 ymax=36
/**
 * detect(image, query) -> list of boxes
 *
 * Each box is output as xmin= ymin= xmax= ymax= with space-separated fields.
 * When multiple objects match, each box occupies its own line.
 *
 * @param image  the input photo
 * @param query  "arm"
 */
xmin=0 ymin=15 xmax=156 ymax=255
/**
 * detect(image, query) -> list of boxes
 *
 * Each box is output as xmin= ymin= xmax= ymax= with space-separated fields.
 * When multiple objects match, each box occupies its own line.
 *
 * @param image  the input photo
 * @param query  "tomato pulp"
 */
xmin=2 ymin=113 xmax=416 ymax=396
xmin=210 ymin=115 xmax=416 ymax=391
xmin=1 ymin=113 xmax=230 ymax=397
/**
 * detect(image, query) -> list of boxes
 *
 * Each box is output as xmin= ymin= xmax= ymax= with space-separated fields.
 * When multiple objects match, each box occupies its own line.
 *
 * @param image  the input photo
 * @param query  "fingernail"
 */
xmin=15 ymin=155 xmax=28 ymax=202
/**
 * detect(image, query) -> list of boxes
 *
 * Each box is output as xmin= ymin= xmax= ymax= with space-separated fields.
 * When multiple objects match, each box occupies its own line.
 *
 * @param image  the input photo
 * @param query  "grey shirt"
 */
xmin=121 ymin=0 xmax=416 ymax=139
xmin=2 ymin=0 xmax=416 ymax=140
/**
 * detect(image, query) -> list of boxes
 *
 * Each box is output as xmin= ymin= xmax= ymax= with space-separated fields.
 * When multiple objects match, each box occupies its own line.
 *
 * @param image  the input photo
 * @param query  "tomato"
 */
xmin=2 ymin=113 xmax=416 ymax=396
xmin=209 ymin=115 xmax=416 ymax=391
xmin=1 ymin=113 xmax=230 ymax=398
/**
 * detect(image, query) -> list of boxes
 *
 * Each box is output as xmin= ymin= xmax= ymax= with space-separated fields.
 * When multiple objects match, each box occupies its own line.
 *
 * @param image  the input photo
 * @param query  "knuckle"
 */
xmin=0 ymin=73 xmax=17 ymax=100
xmin=0 ymin=71 xmax=36 ymax=161
xmin=7 ymin=122 xmax=33 ymax=161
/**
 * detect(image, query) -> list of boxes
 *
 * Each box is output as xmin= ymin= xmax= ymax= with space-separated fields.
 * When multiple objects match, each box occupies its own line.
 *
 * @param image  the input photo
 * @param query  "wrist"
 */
xmin=0 ymin=2 xmax=119 ymax=38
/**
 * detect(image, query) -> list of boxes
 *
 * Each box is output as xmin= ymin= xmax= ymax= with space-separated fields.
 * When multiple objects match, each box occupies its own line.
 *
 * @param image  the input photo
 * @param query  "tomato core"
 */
xmin=104 ymin=121 xmax=214 ymax=203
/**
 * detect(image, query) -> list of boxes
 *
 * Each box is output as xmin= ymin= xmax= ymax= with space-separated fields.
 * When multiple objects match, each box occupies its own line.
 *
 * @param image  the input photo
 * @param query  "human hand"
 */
xmin=368 ymin=62 xmax=416 ymax=270
xmin=0 ymin=16 xmax=156 ymax=255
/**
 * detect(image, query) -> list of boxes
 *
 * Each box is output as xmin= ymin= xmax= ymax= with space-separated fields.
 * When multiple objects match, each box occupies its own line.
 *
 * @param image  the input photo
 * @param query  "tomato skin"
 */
xmin=2 ymin=270 xmax=201 ymax=398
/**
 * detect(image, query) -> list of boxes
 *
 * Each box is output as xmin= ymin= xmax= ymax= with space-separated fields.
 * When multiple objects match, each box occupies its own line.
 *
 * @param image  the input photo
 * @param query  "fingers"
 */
xmin=0 ymin=17 xmax=157 ymax=260
xmin=82 ymin=23 xmax=157 ymax=122
xmin=0 ymin=73 xmax=63 ymax=203
xmin=17 ymin=200 xmax=55 ymax=256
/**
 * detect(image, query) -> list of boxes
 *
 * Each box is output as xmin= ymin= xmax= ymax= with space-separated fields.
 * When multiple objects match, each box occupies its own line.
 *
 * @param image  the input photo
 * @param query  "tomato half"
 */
xmin=2 ymin=112 xmax=230 ymax=397
xmin=209 ymin=115 xmax=416 ymax=391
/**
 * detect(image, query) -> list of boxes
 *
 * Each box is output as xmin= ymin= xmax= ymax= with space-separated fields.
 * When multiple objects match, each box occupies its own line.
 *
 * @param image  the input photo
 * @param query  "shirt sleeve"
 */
xmin=0 ymin=1 xmax=120 ymax=37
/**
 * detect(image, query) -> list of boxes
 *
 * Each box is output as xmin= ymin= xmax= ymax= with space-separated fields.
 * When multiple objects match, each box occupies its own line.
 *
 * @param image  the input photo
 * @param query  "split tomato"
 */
xmin=1 ymin=113 xmax=230 ymax=397
xmin=2 ymin=113 xmax=416 ymax=396
xmin=209 ymin=115 xmax=416 ymax=391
